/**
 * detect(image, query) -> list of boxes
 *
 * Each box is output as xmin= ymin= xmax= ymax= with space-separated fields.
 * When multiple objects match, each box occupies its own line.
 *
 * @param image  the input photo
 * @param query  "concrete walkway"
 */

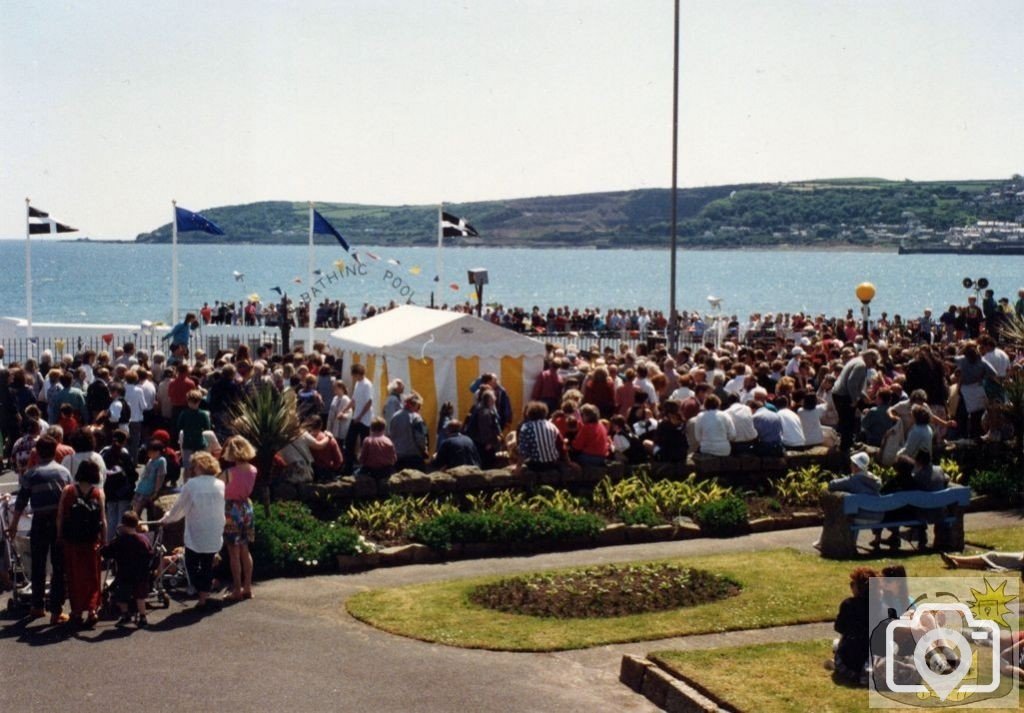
xmin=1 ymin=497 xmax=1019 ymax=712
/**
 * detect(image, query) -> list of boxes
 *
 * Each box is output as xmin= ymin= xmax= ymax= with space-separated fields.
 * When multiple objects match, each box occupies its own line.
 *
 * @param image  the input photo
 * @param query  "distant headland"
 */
xmin=133 ymin=176 xmax=1024 ymax=250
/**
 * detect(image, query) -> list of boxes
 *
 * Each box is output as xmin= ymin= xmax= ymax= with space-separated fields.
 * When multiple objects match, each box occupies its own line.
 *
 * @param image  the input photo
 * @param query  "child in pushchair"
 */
xmin=100 ymin=511 xmax=153 ymax=627
xmin=0 ymin=493 xmax=32 ymax=613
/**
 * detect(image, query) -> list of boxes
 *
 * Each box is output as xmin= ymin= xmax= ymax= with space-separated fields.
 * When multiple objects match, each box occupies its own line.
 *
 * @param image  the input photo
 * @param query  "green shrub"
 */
xmin=252 ymin=501 xmax=366 ymax=578
xmin=409 ymin=506 xmax=603 ymax=551
xmin=344 ymin=495 xmax=457 ymax=541
xmin=593 ymin=472 xmax=734 ymax=520
xmin=771 ymin=465 xmax=830 ymax=507
xmin=969 ymin=468 xmax=1022 ymax=503
xmin=694 ymin=495 xmax=749 ymax=537
xmin=620 ymin=503 xmax=663 ymax=527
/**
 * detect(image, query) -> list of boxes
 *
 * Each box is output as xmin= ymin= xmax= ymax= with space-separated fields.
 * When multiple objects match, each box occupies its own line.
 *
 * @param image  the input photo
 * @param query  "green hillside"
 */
xmin=134 ymin=177 xmax=1023 ymax=248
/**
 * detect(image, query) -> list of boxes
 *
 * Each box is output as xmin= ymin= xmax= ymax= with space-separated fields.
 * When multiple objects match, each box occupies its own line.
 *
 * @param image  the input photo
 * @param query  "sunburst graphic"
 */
xmin=967 ymin=577 xmax=1017 ymax=628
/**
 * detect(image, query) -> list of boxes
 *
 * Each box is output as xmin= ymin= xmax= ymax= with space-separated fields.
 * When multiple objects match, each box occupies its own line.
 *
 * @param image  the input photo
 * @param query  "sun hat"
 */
xmin=850 ymin=451 xmax=870 ymax=471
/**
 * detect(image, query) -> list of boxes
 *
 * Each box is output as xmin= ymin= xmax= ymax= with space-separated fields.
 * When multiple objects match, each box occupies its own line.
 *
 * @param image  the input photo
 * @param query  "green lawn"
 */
xmin=651 ymin=641 xmax=1020 ymax=713
xmin=345 ymin=526 xmax=1023 ymax=652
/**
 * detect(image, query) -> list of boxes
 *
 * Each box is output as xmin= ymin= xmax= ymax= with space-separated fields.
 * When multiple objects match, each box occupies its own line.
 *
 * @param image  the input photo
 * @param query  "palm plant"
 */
xmin=231 ymin=385 xmax=305 ymax=515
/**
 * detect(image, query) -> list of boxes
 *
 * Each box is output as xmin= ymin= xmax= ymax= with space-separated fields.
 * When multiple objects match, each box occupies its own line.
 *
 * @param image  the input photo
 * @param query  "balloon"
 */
xmin=101 ymin=333 xmax=114 ymax=345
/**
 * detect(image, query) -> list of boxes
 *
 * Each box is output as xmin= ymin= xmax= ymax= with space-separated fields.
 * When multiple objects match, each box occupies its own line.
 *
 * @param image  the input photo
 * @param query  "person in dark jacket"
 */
xmin=431 ymin=421 xmax=481 ymax=470
xmin=832 ymin=566 xmax=877 ymax=685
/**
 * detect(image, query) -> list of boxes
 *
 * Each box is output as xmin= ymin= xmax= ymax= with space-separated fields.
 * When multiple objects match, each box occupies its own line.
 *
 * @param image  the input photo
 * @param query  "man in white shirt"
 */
xmin=634 ymin=364 xmax=659 ymax=406
xmin=344 ymin=363 xmax=374 ymax=473
xmin=979 ymin=335 xmax=1009 ymax=378
xmin=123 ymin=371 xmax=148 ymax=461
xmin=723 ymin=394 xmax=758 ymax=452
xmin=775 ymin=396 xmax=806 ymax=449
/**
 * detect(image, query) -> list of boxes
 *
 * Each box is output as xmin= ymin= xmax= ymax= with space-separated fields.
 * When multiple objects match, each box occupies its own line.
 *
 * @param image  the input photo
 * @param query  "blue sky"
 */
xmin=1 ymin=0 xmax=1021 ymax=237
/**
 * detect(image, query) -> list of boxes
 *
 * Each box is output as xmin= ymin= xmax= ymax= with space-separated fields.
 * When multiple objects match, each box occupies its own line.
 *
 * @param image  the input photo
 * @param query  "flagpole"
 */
xmin=668 ymin=0 xmax=681 ymax=354
xmin=435 ymin=203 xmax=443 ymax=308
xmin=171 ymin=199 xmax=179 ymax=325
xmin=25 ymin=198 xmax=33 ymax=339
xmin=307 ymin=201 xmax=315 ymax=350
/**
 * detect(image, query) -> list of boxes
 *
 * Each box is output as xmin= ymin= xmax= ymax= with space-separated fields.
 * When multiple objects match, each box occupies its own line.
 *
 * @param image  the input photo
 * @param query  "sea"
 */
xmin=0 ymin=240 xmax=1019 ymax=325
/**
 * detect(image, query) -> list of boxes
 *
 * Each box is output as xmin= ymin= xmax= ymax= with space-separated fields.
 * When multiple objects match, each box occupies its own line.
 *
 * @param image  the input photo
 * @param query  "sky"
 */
xmin=1 ymin=0 xmax=1021 ymax=238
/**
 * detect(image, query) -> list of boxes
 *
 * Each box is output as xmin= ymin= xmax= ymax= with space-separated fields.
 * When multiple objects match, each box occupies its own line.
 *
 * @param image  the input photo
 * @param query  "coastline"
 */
xmin=57 ymin=238 xmax=900 ymax=253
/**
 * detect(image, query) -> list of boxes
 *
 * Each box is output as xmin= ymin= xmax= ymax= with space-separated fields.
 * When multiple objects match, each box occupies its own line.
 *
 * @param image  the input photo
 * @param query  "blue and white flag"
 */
xmin=313 ymin=209 xmax=349 ymax=251
xmin=175 ymin=206 xmax=224 ymax=235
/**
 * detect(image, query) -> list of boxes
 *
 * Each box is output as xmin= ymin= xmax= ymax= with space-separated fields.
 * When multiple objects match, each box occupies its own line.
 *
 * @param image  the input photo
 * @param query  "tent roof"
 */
xmin=326 ymin=305 xmax=546 ymax=359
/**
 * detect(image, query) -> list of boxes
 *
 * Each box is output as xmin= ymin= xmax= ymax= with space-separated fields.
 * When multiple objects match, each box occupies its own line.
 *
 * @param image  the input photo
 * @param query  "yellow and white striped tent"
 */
xmin=327 ymin=305 xmax=546 ymax=438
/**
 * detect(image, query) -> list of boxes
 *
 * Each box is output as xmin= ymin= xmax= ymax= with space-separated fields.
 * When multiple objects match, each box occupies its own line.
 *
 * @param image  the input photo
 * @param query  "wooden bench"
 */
xmin=818 ymin=487 xmax=971 ymax=559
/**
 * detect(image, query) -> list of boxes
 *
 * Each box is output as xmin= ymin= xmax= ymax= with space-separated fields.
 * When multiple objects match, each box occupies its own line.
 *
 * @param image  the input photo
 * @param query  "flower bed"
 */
xmin=470 ymin=563 xmax=739 ymax=618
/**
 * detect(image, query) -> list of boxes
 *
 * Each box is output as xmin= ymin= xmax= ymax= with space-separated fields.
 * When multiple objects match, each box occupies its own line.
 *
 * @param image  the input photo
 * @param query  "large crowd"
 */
xmin=196 ymin=286 xmax=1024 ymax=345
xmin=0 ymin=283 xmax=1021 ymax=630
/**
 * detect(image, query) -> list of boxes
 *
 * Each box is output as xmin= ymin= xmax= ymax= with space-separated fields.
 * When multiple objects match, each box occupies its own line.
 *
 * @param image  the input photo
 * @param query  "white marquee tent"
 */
xmin=326 ymin=306 xmax=546 ymax=436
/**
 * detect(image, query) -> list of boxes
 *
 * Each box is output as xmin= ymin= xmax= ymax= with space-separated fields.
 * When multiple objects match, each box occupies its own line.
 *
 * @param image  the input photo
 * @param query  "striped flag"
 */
xmin=441 ymin=211 xmax=479 ymax=238
xmin=28 ymin=206 xmax=77 ymax=235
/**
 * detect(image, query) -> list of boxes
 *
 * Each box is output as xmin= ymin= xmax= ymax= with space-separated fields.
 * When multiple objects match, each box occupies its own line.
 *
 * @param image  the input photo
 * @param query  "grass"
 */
xmin=346 ymin=525 xmax=1023 ymax=652
xmin=650 ymin=640 xmax=1020 ymax=713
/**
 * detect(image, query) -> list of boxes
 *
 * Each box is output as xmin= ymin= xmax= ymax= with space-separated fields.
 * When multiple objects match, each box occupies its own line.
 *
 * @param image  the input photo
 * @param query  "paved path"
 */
xmin=0 ymin=497 xmax=1019 ymax=713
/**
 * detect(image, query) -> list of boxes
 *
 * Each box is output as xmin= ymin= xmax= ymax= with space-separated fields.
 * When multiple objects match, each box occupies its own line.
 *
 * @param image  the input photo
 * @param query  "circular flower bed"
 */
xmin=468 ymin=563 xmax=740 ymax=619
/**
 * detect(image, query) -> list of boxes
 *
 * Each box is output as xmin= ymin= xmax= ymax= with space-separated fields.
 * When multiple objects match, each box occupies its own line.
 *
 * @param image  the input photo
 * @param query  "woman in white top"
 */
xmin=160 ymin=451 xmax=226 ymax=610
xmin=693 ymin=394 xmax=735 ymax=457
xmin=326 ymin=381 xmax=353 ymax=441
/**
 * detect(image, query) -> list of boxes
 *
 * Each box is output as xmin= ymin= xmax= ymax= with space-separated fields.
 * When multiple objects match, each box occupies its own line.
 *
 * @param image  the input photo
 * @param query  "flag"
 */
xmin=313 ymin=209 xmax=349 ymax=251
xmin=365 ymin=251 xmax=380 ymax=261
xmin=313 ymin=269 xmax=323 ymax=276
xmin=442 ymin=211 xmax=479 ymax=238
xmin=449 ymin=283 xmax=460 ymax=291
xmin=409 ymin=266 xmax=422 ymax=275
xmin=175 ymin=206 xmax=224 ymax=235
xmin=387 ymin=258 xmax=401 ymax=266
xmin=28 ymin=206 xmax=77 ymax=235
xmin=271 ymin=286 xmax=283 ymax=296
xmin=334 ymin=259 xmax=346 ymax=272
xmin=293 ymin=276 xmax=303 ymax=284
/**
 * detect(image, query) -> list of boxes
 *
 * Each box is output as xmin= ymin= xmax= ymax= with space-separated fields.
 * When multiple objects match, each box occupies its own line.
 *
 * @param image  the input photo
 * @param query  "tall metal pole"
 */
xmin=25 ymin=198 xmax=33 ymax=339
xmin=668 ymin=0 xmax=680 ymax=354
xmin=307 ymin=201 xmax=315 ymax=350
xmin=171 ymin=199 xmax=179 ymax=325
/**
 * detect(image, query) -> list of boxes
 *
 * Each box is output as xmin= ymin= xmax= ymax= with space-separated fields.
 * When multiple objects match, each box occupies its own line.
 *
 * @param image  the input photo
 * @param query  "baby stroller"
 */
xmin=144 ymin=521 xmax=190 ymax=607
xmin=100 ymin=521 xmax=188 ymax=616
xmin=0 ymin=494 xmax=32 ymax=615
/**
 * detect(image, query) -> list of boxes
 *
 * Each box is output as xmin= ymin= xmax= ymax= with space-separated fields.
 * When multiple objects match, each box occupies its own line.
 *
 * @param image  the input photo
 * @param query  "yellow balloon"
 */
xmin=855 ymin=282 xmax=876 ymax=303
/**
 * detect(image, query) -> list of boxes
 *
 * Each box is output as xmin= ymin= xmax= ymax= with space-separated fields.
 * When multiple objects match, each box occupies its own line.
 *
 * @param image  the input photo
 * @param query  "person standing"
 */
xmin=6 ymin=436 xmax=73 ymax=623
xmin=123 ymin=371 xmax=147 ymax=463
xmin=56 ymin=460 xmax=106 ymax=626
xmin=388 ymin=393 xmax=429 ymax=471
xmin=161 ymin=312 xmax=199 ymax=360
xmin=830 ymin=349 xmax=879 ymax=452
xmin=159 ymin=451 xmax=225 ymax=610
xmin=344 ymin=363 xmax=374 ymax=473
xmin=220 ymin=436 xmax=257 ymax=602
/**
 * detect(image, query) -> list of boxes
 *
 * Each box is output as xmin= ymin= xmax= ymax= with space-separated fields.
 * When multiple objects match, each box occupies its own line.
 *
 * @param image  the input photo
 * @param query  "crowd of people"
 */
xmin=190 ymin=286 xmax=1024 ymax=345
xmin=0 ymin=282 xmax=1021 ymax=629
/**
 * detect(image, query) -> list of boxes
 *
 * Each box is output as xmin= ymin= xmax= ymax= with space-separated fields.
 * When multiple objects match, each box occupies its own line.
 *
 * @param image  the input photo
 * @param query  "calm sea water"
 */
xmin=0 ymin=240 xmax=1019 ymax=324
